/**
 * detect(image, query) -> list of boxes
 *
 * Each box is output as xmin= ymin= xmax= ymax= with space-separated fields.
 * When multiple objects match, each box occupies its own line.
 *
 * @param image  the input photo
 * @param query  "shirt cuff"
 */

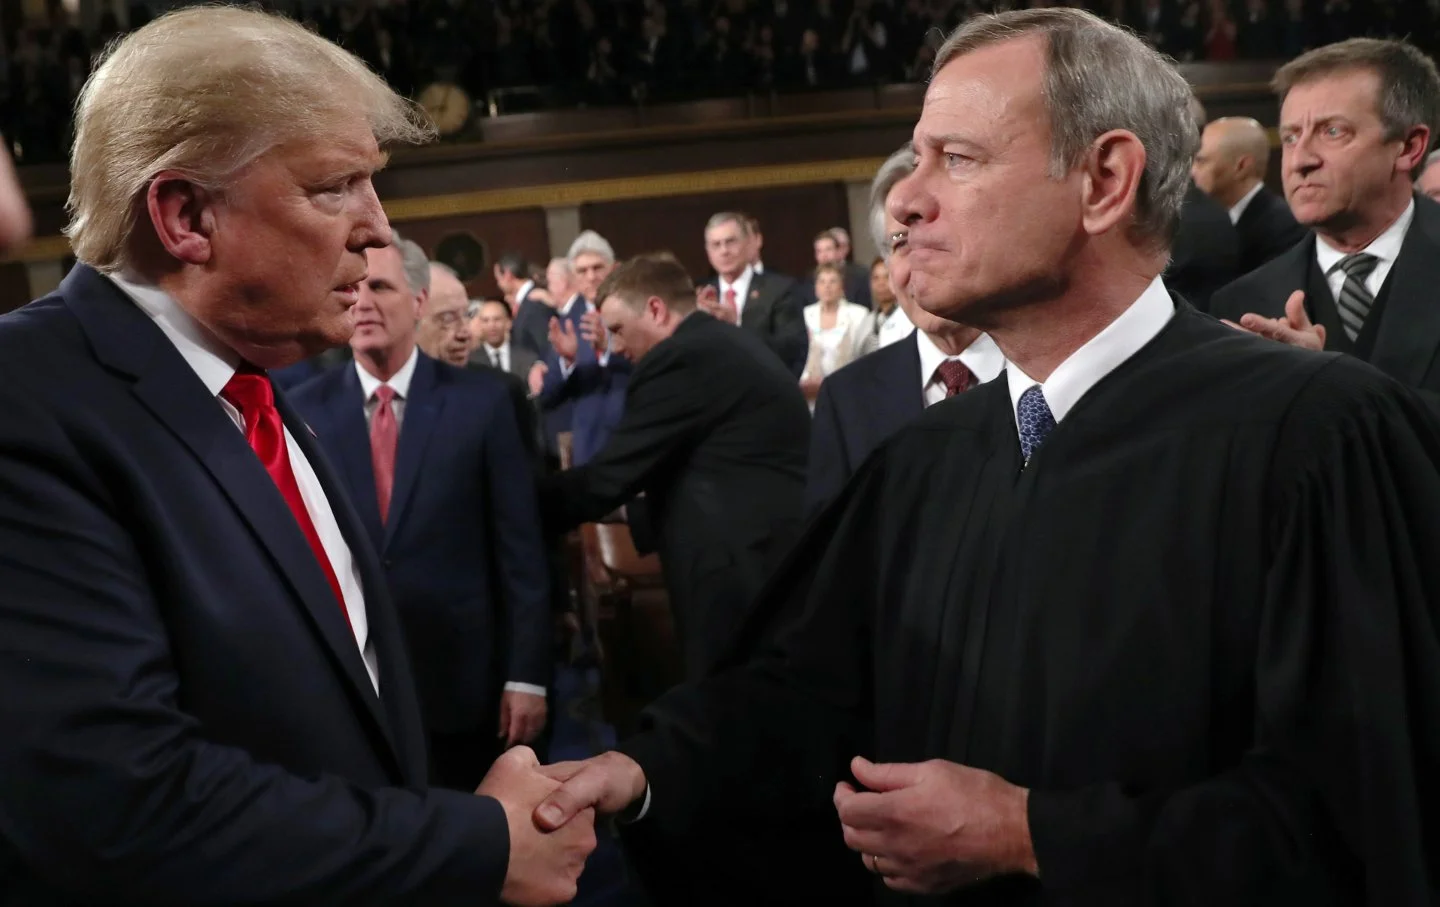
xmin=597 ymin=350 xmax=611 ymax=367
xmin=558 ymin=357 xmax=576 ymax=380
xmin=625 ymin=784 xmax=652 ymax=823
xmin=503 ymin=682 xmax=547 ymax=697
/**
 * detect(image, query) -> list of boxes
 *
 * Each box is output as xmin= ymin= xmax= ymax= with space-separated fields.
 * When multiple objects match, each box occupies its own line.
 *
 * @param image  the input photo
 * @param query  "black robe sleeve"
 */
xmin=617 ymin=461 xmax=885 ymax=831
xmin=1028 ymin=360 xmax=1440 ymax=904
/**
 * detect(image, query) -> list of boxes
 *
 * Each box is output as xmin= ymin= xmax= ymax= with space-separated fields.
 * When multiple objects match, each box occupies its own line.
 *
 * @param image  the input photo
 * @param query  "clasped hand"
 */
xmin=834 ymin=756 xmax=1036 ymax=896
xmin=476 ymin=747 xmax=597 ymax=907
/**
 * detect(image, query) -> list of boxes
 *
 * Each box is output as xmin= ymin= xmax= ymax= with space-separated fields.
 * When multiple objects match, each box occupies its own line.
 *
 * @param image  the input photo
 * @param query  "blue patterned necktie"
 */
xmin=1017 ymin=385 xmax=1056 ymax=464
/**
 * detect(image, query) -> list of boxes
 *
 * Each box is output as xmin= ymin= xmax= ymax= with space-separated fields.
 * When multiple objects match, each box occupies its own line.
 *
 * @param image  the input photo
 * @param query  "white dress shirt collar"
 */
xmin=916 ymin=330 xmax=1006 ymax=406
xmin=1228 ymin=181 xmax=1265 ymax=224
xmin=1006 ymin=276 xmax=1175 ymax=428
xmin=109 ymin=271 xmax=241 ymax=397
xmin=559 ymin=293 xmax=585 ymax=318
xmin=516 ymin=279 xmax=535 ymax=305
xmin=355 ymin=346 xmax=419 ymax=401
xmin=1314 ymin=197 xmax=1414 ymax=285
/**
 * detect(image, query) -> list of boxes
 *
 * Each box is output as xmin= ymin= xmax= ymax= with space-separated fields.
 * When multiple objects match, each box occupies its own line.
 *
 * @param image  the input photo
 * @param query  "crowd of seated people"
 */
xmin=4 ymin=0 xmax=1435 ymax=163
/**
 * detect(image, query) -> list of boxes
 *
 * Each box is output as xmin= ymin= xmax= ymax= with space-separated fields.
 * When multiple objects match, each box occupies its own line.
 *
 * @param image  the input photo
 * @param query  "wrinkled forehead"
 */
xmin=1280 ymin=68 xmax=1384 ymax=124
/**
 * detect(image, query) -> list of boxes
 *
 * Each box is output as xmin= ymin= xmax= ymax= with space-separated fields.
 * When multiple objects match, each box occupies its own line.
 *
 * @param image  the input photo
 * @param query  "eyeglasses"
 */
xmin=429 ymin=310 xmax=468 ymax=332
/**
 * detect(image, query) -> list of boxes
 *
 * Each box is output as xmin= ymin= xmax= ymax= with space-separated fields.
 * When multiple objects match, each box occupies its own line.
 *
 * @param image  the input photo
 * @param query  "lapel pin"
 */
xmin=750 ymin=290 xmax=760 ymax=300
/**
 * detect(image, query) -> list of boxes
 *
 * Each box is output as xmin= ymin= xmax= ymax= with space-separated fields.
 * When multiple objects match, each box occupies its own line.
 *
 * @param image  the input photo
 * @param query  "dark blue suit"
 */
xmin=290 ymin=354 xmax=550 ymax=777
xmin=0 ymin=266 xmax=507 ymax=904
xmin=538 ymin=298 xmax=629 ymax=466
xmin=806 ymin=330 xmax=925 ymax=514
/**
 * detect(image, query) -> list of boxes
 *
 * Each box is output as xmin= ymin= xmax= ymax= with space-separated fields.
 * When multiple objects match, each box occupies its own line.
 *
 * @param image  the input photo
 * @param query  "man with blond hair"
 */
xmin=0 ymin=8 xmax=592 ymax=905
xmin=534 ymin=10 xmax=1440 ymax=904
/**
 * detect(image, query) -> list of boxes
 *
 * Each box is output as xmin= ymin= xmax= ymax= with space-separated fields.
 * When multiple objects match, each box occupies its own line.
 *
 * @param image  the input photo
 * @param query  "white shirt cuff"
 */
xmin=597 ymin=350 xmax=611 ymax=367
xmin=558 ymin=357 xmax=576 ymax=380
xmin=503 ymin=682 xmax=547 ymax=697
xmin=631 ymin=784 xmax=652 ymax=822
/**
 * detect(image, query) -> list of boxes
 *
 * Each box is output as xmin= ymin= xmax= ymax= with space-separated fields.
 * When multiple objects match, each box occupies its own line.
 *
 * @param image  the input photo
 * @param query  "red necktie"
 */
xmin=722 ymin=287 xmax=739 ymax=322
xmin=936 ymin=358 xmax=975 ymax=397
xmin=221 ymin=369 xmax=351 ymax=630
xmin=370 ymin=385 xmax=398 ymax=523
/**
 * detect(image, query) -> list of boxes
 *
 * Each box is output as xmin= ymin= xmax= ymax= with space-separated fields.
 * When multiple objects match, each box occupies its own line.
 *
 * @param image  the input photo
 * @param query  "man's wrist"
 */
xmin=1009 ymin=786 xmax=1038 ymax=877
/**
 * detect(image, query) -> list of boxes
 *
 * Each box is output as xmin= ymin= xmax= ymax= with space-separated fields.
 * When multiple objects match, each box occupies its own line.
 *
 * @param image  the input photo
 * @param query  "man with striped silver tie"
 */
xmin=1212 ymin=37 xmax=1440 ymax=402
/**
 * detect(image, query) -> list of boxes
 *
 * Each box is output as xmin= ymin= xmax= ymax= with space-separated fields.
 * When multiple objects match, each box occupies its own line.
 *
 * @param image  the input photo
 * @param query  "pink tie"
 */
xmin=722 ymin=287 xmax=739 ymax=321
xmin=371 ymin=385 xmax=398 ymax=523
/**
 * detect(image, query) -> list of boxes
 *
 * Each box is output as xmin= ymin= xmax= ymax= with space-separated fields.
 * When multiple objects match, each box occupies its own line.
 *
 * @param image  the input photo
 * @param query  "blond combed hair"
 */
xmin=66 ymin=4 xmax=434 ymax=271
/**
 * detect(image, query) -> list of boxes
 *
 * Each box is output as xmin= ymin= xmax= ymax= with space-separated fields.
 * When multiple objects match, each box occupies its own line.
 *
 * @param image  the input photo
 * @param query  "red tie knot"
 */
xmin=373 ymin=385 xmax=397 ymax=405
xmin=220 ymin=369 xmax=274 ymax=415
xmin=935 ymin=358 xmax=974 ymax=397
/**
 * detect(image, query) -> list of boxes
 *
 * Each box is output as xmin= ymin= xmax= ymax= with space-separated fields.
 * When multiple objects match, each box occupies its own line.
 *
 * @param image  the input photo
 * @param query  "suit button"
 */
xmin=383 ymin=558 xmax=393 ymax=568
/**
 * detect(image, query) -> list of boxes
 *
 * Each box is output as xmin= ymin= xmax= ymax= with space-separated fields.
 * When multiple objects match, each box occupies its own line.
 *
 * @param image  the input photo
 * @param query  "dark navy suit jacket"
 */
xmin=0 ymin=266 xmax=507 ymax=905
xmin=538 ymin=297 xmax=629 ymax=466
xmin=806 ymin=330 xmax=925 ymax=514
xmin=290 ymin=353 xmax=550 ymax=735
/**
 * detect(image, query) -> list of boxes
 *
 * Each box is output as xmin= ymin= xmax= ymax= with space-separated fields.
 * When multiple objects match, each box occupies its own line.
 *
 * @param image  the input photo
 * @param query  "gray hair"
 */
xmin=547 ymin=256 xmax=573 ymax=276
xmin=567 ymin=230 xmax=616 ymax=264
xmin=869 ymin=145 xmax=916 ymax=260
xmin=390 ymin=231 xmax=431 ymax=295
xmin=1274 ymin=38 xmax=1440 ymax=172
xmin=933 ymin=7 xmax=1197 ymax=249
xmin=704 ymin=211 xmax=750 ymax=236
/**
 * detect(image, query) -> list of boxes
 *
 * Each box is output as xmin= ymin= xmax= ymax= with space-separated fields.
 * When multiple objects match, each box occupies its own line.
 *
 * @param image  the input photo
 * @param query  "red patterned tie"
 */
xmin=370 ymin=385 xmax=398 ymax=523
xmin=221 ymin=368 xmax=351 ymax=630
xmin=936 ymin=358 xmax=975 ymax=397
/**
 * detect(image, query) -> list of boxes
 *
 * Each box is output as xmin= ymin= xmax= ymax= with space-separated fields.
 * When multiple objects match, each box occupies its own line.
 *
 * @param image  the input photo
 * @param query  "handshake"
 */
xmin=477 ymin=748 xmax=647 ymax=907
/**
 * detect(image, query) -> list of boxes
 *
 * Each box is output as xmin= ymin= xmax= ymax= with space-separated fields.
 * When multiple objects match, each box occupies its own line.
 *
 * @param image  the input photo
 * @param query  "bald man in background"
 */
xmin=1193 ymin=116 xmax=1309 ymax=274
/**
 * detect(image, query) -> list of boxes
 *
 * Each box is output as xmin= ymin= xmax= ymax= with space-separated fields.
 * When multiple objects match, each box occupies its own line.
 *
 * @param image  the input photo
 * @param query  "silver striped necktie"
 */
xmin=1331 ymin=252 xmax=1379 ymax=342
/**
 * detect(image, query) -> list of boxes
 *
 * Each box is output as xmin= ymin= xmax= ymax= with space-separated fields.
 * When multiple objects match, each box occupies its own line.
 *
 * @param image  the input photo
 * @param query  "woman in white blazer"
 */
xmin=800 ymin=262 xmax=874 ymax=406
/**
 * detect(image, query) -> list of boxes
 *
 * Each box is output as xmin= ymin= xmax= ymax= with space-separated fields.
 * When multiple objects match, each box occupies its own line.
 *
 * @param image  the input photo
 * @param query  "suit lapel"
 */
xmin=740 ymin=274 xmax=774 ymax=333
xmin=876 ymin=332 xmax=926 ymax=416
xmin=384 ymin=354 xmax=444 ymax=548
xmin=1367 ymin=197 xmax=1440 ymax=387
xmin=325 ymin=367 xmax=385 ymax=552
xmin=275 ymin=385 xmax=424 ymax=784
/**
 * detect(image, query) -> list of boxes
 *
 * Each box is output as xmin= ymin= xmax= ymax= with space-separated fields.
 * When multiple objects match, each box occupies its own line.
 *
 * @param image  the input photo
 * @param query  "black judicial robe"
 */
xmin=619 ymin=303 xmax=1440 ymax=906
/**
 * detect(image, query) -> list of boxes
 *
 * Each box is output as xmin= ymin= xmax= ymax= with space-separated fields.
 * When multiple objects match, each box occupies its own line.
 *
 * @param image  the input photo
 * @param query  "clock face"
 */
xmin=419 ymin=82 xmax=469 ymax=135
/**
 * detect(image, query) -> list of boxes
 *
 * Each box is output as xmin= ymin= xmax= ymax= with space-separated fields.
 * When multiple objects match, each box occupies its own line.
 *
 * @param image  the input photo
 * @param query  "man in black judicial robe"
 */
xmin=530 ymin=11 xmax=1440 ymax=907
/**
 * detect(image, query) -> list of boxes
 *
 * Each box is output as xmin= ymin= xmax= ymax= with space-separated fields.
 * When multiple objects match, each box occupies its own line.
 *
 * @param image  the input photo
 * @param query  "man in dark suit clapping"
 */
xmin=699 ymin=211 xmax=808 ymax=374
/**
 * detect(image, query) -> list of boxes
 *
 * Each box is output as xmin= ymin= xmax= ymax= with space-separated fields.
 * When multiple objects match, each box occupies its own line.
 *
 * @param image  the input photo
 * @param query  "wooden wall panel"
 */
xmin=0 ymin=262 xmax=30 ymax=313
xmin=579 ymin=183 xmax=851 ymax=283
xmin=391 ymin=208 xmax=550 ymax=299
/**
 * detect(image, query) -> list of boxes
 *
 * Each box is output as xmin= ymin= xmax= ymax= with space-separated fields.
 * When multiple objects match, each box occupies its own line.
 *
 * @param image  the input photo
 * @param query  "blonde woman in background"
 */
xmin=800 ymin=262 xmax=874 ymax=406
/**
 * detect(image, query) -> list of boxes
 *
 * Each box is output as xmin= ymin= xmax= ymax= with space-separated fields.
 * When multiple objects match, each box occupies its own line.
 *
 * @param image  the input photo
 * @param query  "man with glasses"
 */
xmin=291 ymin=233 xmax=551 ymax=791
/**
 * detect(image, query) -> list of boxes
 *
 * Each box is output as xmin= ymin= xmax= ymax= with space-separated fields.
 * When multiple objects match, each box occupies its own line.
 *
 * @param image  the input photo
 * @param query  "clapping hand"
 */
xmin=527 ymin=361 xmax=548 ymax=397
xmin=579 ymin=309 xmax=608 ymax=353
xmin=548 ymin=317 xmax=579 ymax=362
xmin=833 ymin=756 xmax=1035 ymax=896
xmin=1223 ymin=290 xmax=1325 ymax=351
xmin=476 ymin=746 xmax=596 ymax=907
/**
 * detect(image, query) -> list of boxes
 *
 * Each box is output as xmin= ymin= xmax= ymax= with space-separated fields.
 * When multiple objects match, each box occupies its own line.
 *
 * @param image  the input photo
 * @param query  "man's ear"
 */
xmin=1080 ymin=129 xmax=1148 ymax=239
xmin=1397 ymin=124 xmax=1430 ymax=177
xmin=145 ymin=172 xmax=219 ymax=265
